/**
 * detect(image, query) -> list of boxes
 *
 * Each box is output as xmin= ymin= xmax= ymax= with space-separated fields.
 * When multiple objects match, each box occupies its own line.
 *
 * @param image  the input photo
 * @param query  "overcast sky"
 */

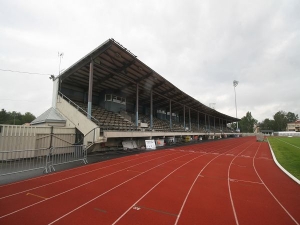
xmin=0 ymin=0 xmax=299 ymax=122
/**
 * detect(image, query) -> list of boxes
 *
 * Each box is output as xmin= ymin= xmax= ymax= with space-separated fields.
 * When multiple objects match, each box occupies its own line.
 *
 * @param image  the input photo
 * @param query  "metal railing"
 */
xmin=58 ymin=92 xmax=100 ymax=126
xmin=0 ymin=145 xmax=87 ymax=176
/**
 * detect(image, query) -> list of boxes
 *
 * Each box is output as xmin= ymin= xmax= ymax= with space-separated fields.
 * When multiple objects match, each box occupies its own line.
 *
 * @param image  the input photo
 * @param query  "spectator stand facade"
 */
xmin=52 ymin=38 xmax=240 ymax=151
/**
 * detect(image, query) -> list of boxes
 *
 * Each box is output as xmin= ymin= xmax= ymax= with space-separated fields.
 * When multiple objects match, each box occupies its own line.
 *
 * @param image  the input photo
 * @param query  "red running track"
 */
xmin=0 ymin=137 xmax=299 ymax=225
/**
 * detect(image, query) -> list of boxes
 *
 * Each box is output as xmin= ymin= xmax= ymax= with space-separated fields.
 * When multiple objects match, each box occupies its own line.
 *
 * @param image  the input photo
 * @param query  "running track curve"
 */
xmin=0 ymin=137 xmax=299 ymax=225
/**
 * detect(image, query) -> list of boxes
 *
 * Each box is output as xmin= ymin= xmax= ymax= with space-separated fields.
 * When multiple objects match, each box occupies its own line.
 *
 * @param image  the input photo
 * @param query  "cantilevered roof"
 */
xmin=57 ymin=38 xmax=238 ymax=122
xmin=31 ymin=107 xmax=66 ymax=125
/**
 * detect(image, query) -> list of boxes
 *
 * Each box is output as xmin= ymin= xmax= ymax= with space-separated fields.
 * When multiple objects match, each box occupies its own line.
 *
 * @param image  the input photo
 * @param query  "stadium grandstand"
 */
xmin=45 ymin=38 xmax=239 ymax=151
xmin=0 ymin=38 xmax=242 ymax=178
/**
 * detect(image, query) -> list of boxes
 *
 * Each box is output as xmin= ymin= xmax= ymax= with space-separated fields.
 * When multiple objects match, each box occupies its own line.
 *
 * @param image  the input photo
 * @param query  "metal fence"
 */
xmin=45 ymin=145 xmax=87 ymax=173
xmin=0 ymin=145 xmax=87 ymax=176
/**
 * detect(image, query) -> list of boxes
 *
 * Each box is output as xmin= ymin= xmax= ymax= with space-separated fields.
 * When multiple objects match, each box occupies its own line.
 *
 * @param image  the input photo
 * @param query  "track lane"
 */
xmin=253 ymin=142 xmax=300 ymax=224
xmin=113 ymin=154 xmax=216 ymax=225
xmin=51 ymin=139 xmax=248 ymax=225
xmin=0 ymin=150 xmax=179 ymax=218
xmin=0 ymin=150 xmax=165 ymax=197
xmin=50 ymin=153 xmax=206 ymax=225
xmin=1 ymin=137 xmax=298 ymax=225
xmin=175 ymin=138 xmax=254 ymax=225
xmin=229 ymin=141 xmax=300 ymax=225
xmin=0 ymin=151 xmax=192 ymax=225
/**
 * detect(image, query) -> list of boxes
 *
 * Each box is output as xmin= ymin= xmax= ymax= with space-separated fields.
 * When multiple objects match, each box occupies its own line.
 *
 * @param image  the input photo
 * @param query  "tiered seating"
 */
xmin=71 ymin=101 xmax=227 ymax=133
xmin=72 ymin=101 xmax=134 ymax=130
xmin=139 ymin=114 xmax=170 ymax=131
xmin=171 ymin=120 xmax=186 ymax=132
xmin=93 ymin=108 xmax=134 ymax=130
xmin=190 ymin=123 xmax=206 ymax=132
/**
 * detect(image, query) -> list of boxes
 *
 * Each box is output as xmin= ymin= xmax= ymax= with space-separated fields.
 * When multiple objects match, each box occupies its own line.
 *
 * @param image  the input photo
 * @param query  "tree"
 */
xmin=286 ymin=112 xmax=299 ymax=123
xmin=239 ymin=111 xmax=258 ymax=132
xmin=259 ymin=118 xmax=275 ymax=130
xmin=22 ymin=112 xmax=36 ymax=124
xmin=273 ymin=110 xmax=288 ymax=131
xmin=0 ymin=109 xmax=36 ymax=125
xmin=0 ymin=109 xmax=8 ymax=124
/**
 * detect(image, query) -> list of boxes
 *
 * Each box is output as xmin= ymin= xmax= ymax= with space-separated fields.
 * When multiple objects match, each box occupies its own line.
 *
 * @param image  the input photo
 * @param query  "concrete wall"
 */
xmin=56 ymin=95 xmax=100 ymax=145
xmin=57 ymin=96 xmax=98 ymax=134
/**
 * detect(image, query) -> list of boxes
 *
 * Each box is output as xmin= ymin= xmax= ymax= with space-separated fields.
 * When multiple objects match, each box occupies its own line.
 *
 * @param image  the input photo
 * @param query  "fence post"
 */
xmin=44 ymin=147 xmax=55 ymax=173
xmin=83 ymin=145 xmax=88 ymax=164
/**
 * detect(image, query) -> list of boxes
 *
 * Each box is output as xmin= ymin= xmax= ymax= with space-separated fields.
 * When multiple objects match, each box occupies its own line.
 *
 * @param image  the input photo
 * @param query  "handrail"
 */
xmin=58 ymin=92 xmax=100 ymax=125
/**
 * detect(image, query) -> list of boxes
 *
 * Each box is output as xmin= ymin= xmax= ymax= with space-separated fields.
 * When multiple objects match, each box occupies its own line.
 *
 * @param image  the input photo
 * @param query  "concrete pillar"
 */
xmin=52 ymin=78 xmax=59 ymax=108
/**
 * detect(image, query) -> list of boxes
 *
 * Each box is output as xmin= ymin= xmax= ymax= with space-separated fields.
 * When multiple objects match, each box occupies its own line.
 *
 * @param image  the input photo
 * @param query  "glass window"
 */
xmin=105 ymin=94 xmax=112 ymax=101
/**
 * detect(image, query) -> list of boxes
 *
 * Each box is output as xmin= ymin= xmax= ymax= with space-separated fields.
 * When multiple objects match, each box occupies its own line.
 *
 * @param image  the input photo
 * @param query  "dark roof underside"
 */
xmin=58 ymin=38 xmax=238 ymax=122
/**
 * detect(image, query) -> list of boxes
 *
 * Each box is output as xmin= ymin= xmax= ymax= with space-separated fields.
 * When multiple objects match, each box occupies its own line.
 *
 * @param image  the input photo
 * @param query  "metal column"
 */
xmin=214 ymin=117 xmax=216 ymax=130
xmin=183 ymin=105 xmax=186 ymax=129
xmin=135 ymin=83 xmax=139 ymax=127
xmin=87 ymin=61 xmax=94 ymax=119
xmin=197 ymin=112 xmax=199 ymax=131
xmin=150 ymin=90 xmax=153 ymax=129
xmin=189 ymin=108 xmax=191 ymax=131
xmin=169 ymin=100 xmax=172 ymax=129
xmin=208 ymin=115 xmax=210 ymax=130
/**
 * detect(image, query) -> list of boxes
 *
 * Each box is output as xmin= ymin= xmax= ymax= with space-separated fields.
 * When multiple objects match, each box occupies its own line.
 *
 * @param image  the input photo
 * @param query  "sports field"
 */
xmin=0 ymin=137 xmax=299 ymax=225
xmin=268 ymin=136 xmax=300 ymax=180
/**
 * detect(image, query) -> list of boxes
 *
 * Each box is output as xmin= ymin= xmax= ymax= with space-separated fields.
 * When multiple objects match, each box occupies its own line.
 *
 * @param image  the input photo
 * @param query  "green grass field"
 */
xmin=268 ymin=136 xmax=300 ymax=180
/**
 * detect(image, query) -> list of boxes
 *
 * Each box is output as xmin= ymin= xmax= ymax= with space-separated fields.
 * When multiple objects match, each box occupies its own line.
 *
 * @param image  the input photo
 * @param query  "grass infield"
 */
xmin=268 ymin=136 xmax=300 ymax=180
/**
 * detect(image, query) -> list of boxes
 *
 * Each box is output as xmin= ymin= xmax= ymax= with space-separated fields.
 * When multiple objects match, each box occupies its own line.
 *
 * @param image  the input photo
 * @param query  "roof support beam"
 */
xmin=120 ymin=71 xmax=153 ymax=91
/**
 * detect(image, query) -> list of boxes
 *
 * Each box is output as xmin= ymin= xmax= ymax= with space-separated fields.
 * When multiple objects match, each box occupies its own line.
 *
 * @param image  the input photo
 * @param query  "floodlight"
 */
xmin=233 ymin=80 xmax=239 ymax=87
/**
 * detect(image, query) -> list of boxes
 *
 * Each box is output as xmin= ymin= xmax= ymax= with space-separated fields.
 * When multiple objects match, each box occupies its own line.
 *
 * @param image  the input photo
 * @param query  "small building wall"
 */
xmin=0 ymin=125 xmax=76 ymax=152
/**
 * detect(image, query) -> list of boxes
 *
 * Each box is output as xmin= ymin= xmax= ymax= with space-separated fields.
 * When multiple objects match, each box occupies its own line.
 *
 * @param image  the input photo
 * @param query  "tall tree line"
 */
xmin=0 ymin=109 xmax=36 ymax=125
xmin=238 ymin=110 xmax=299 ymax=132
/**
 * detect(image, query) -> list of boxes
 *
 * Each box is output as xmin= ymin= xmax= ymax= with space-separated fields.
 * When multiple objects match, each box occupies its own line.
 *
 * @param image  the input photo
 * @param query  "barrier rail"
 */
xmin=45 ymin=145 xmax=87 ymax=173
xmin=0 ymin=145 xmax=87 ymax=176
xmin=58 ymin=92 xmax=100 ymax=126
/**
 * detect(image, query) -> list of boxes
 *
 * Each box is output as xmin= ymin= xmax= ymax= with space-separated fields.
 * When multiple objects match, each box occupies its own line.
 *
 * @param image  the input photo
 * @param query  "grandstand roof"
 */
xmin=57 ymin=38 xmax=239 ymax=122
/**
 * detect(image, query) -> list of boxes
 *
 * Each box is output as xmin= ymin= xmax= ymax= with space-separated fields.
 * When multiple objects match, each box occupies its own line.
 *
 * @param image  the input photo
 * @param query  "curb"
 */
xmin=267 ymin=140 xmax=300 ymax=185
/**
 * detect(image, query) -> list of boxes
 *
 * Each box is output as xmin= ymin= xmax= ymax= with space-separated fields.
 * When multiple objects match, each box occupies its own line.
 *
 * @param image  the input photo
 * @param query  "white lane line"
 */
xmin=253 ymin=144 xmax=299 ymax=225
xmin=227 ymin=142 xmax=257 ymax=225
xmin=0 ymin=151 xmax=181 ymax=219
xmin=111 ymin=154 xmax=206 ymax=225
xmin=174 ymin=140 xmax=250 ymax=225
xmin=229 ymin=179 xmax=262 ymax=185
xmin=0 ymin=151 xmax=176 ymax=200
xmin=47 ymin=153 xmax=194 ymax=225
xmin=0 ymin=150 xmax=164 ymax=188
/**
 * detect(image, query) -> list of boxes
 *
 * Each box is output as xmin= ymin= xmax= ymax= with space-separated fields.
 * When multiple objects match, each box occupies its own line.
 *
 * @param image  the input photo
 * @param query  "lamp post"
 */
xmin=233 ymin=80 xmax=239 ymax=131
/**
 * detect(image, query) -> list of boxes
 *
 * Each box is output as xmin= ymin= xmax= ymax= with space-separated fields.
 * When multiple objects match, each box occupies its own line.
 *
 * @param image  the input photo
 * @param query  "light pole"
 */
xmin=233 ymin=80 xmax=239 ymax=131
